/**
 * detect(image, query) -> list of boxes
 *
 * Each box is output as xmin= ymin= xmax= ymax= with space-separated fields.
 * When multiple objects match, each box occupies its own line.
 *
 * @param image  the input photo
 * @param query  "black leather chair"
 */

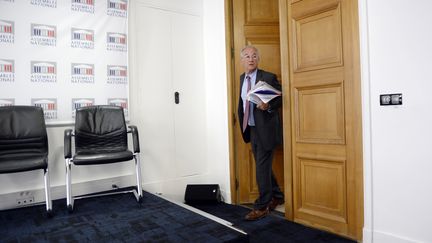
xmin=0 ymin=106 xmax=52 ymax=216
xmin=64 ymin=105 xmax=143 ymax=212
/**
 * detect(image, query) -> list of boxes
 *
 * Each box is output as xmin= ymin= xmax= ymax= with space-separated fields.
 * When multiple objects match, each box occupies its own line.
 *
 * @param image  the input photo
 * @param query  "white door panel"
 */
xmin=133 ymin=5 xmax=206 ymax=181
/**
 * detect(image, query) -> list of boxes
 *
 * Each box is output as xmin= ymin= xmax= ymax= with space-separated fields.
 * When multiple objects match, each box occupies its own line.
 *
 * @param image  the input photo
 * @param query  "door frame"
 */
xmin=278 ymin=0 xmax=294 ymax=220
xmin=224 ymin=0 xmax=238 ymax=204
xmin=224 ymin=0 xmax=294 ymax=219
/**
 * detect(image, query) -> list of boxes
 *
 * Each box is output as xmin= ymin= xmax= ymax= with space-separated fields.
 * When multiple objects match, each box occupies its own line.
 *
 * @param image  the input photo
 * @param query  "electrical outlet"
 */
xmin=380 ymin=93 xmax=402 ymax=105
xmin=16 ymin=196 xmax=34 ymax=206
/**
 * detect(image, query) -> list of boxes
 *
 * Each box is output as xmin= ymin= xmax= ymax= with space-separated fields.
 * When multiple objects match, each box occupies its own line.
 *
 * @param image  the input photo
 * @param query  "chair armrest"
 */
xmin=64 ymin=129 xmax=73 ymax=159
xmin=128 ymin=125 xmax=140 ymax=153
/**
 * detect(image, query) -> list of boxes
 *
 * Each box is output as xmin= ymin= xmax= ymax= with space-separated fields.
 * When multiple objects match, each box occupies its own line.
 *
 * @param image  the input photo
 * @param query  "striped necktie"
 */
xmin=242 ymin=75 xmax=251 ymax=132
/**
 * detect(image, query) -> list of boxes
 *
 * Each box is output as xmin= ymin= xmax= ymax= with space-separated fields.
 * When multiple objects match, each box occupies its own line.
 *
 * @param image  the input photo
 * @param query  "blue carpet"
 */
xmin=0 ymin=191 xmax=248 ymax=243
xmin=194 ymin=203 xmax=356 ymax=243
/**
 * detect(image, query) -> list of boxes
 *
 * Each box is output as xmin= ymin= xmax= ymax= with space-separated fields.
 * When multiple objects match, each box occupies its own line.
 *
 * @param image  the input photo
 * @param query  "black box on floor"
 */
xmin=184 ymin=184 xmax=221 ymax=205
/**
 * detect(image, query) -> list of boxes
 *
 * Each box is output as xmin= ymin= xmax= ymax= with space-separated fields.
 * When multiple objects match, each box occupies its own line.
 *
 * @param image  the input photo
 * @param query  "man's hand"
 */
xmin=257 ymin=102 xmax=269 ymax=111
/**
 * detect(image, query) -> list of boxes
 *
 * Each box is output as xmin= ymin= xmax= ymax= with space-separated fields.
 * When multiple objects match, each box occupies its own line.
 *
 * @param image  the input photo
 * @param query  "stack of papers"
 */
xmin=247 ymin=81 xmax=282 ymax=104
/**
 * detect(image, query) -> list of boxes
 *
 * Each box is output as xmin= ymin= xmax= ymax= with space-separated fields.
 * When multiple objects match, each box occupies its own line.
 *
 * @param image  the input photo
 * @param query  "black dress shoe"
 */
xmin=268 ymin=197 xmax=284 ymax=211
xmin=244 ymin=207 xmax=269 ymax=221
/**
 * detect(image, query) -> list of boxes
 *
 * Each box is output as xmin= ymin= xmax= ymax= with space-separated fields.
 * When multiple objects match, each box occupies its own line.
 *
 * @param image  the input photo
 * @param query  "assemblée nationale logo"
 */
xmin=108 ymin=98 xmax=128 ymax=116
xmin=32 ymin=98 xmax=57 ymax=120
xmin=107 ymin=65 xmax=127 ymax=85
xmin=0 ymin=59 xmax=14 ymax=82
xmin=31 ymin=23 xmax=56 ymax=46
xmin=71 ymin=0 xmax=95 ymax=13
xmin=31 ymin=0 xmax=56 ymax=8
xmin=31 ymin=61 xmax=57 ymax=83
xmin=0 ymin=20 xmax=14 ymax=43
xmin=71 ymin=28 xmax=94 ymax=49
xmin=71 ymin=63 xmax=94 ymax=84
xmin=107 ymin=0 xmax=127 ymax=17
xmin=106 ymin=32 xmax=127 ymax=52
xmin=0 ymin=99 xmax=14 ymax=107
xmin=71 ymin=98 xmax=94 ymax=118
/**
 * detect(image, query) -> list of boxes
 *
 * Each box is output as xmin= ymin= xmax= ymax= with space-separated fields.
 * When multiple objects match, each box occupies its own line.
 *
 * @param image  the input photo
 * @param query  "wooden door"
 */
xmin=230 ymin=0 xmax=285 ymax=204
xmin=280 ymin=0 xmax=363 ymax=239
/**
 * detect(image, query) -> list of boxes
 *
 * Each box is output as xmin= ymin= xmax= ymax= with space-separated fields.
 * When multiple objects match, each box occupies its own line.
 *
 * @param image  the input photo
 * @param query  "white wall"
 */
xmin=360 ymin=0 xmax=432 ymax=242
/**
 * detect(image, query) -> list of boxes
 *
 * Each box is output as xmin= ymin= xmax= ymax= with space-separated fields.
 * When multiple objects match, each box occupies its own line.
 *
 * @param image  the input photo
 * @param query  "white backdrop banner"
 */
xmin=0 ymin=0 xmax=129 ymax=124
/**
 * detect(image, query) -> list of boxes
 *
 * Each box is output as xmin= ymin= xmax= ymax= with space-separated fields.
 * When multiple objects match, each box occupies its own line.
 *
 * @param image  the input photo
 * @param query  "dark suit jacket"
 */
xmin=237 ymin=69 xmax=282 ymax=151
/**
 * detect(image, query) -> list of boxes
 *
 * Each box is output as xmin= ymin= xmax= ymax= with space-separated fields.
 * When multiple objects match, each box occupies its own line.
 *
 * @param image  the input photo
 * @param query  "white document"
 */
xmin=247 ymin=81 xmax=282 ymax=104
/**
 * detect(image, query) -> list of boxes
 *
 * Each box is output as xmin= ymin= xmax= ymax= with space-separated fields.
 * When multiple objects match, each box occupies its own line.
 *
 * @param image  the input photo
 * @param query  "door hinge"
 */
xmin=235 ymin=179 xmax=239 ymax=190
xmin=233 ymin=113 xmax=236 ymax=125
xmin=231 ymin=47 xmax=235 ymax=59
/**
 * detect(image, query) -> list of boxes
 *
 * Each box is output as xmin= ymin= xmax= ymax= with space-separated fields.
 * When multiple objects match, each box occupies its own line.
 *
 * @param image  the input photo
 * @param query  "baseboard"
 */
xmin=0 ymin=174 xmax=231 ymax=211
xmin=364 ymin=228 xmax=420 ymax=243
xmin=0 ymin=175 xmax=135 ymax=211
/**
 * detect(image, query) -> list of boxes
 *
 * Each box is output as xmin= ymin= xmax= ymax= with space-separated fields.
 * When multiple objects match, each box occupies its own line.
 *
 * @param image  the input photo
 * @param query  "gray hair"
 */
xmin=240 ymin=45 xmax=260 ymax=60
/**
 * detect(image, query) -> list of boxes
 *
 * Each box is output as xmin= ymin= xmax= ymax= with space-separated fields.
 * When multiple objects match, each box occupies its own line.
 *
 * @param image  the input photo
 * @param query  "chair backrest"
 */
xmin=75 ymin=105 xmax=128 ymax=153
xmin=0 ymin=106 xmax=48 ymax=157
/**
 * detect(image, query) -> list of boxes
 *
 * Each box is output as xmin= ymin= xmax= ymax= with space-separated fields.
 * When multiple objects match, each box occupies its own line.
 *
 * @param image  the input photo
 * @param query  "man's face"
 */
xmin=241 ymin=48 xmax=259 ymax=74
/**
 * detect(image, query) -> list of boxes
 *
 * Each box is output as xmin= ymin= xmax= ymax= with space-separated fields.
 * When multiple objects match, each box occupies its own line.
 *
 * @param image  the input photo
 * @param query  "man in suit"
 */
xmin=238 ymin=45 xmax=284 ymax=221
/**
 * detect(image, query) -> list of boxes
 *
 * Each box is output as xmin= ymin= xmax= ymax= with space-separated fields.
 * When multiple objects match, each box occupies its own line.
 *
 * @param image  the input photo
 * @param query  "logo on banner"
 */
xmin=0 ymin=20 xmax=14 ymax=43
xmin=31 ymin=23 xmax=56 ymax=46
xmin=106 ymin=32 xmax=127 ymax=52
xmin=0 ymin=59 xmax=14 ymax=82
xmin=108 ymin=98 xmax=128 ymax=116
xmin=0 ymin=99 xmax=14 ymax=107
xmin=71 ymin=28 xmax=94 ymax=49
xmin=32 ymin=98 xmax=57 ymax=120
xmin=0 ymin=0 xmax=15 ymax=3
xmin=31 ymin=0 xmax=57 ymax=8
xmin=31 ymin=61 xmax=57 ymax=83
xmin=107 ymin=32 xmax=127 ymax=52
xmin=72 ymin=98 xmax=94 ymax=117
xmin=107 ymin=65 xmax=127 ymax=85
xmin=71 ymin=63 xmax=94 ymax=84
xmin=71 ymin=0 xmax=95 ymax=13
xmin=107 ymin=0 xmax=127 ymax=18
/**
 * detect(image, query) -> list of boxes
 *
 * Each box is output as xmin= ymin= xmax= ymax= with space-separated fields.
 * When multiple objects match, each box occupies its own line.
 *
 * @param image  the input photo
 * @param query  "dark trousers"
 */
xmin=250 ymin=127 xmax=284 ymax=210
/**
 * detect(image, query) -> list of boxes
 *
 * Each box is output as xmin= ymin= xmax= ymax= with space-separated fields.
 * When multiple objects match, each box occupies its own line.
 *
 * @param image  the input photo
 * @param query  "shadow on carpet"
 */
xmin=0 ymin=191 xmax=248 ymax=243
xmin=194 ymin=203 xmax=356 ymax=243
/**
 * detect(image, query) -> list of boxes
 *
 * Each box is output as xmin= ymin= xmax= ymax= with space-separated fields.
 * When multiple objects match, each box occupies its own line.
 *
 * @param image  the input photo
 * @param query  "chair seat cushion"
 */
xmin=0 ymin=153 xmax=48 ymax=173
xmin=73 ymin=150 xmax=134 ymax=165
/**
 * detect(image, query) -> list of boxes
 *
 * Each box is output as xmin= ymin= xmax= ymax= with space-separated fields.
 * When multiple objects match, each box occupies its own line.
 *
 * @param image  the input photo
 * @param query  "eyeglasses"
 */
xmin=242 ymin=55 xmax=258 ymax=60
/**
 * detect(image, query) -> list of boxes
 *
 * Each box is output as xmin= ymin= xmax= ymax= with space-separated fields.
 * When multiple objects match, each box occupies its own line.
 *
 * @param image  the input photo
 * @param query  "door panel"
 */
xmin=295 ymin=83 xmax=345 ymax=143
xmin=298 ymin=156 xmax=347 ymax=221
xmin=231 ymin=0 xmax=284 ymax=204
xmin=293 ymin=3 xmax=343 ymax=71
xmin=291 ymin=0 xmax=349 ymax=234
xmin=280 ymin=0 xmax=363 ymax=239
xmin=171 ymin=12 xmax=206 ymax=177
xmin=134 ymin=7 xmax=176 ymax=181
xmin=246 ymin=0 xmax=279 ymax=23
xmin=133 ymin=4 xmax=206 ymax=182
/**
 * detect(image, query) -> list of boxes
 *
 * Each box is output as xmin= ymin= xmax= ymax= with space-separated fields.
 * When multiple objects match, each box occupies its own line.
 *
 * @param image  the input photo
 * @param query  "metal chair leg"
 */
xmin=65 ymin=158 xmax=74 ymax=212
xmin=44 ymin=168 xmax=53 ymax=217
xmin=134 ymin=154 xmax=143 ymax=202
